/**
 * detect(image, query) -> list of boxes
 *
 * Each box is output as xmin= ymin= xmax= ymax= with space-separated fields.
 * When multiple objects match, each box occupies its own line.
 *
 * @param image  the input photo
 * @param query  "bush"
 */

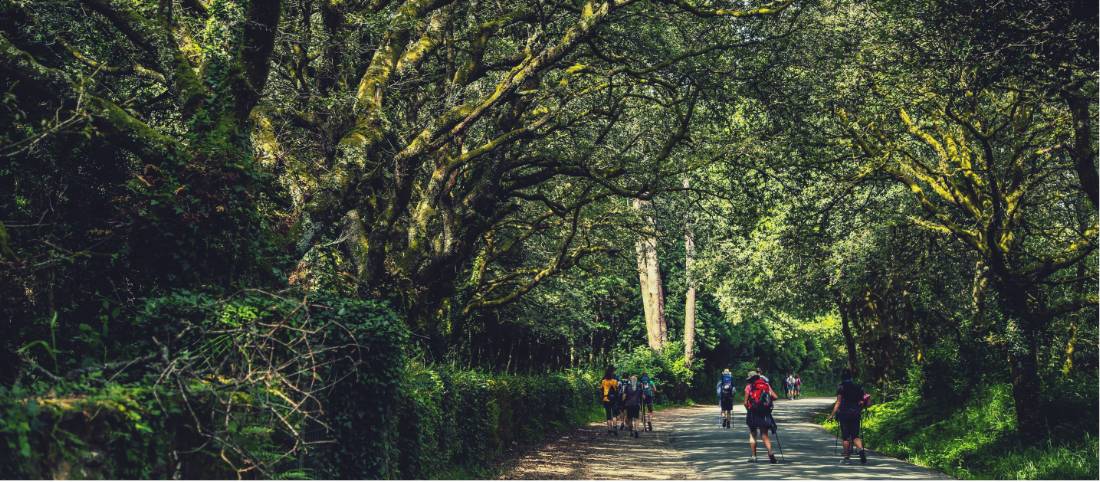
xmin=839 ymin=382 xmax=1100 ymax=479
xmin=395 ymin=367 xmax=600 ymax=478
xmin=1 ymin=291 xmax=613 ymax=479
xmin=0 ymin=383 xmax=229 ymax=479
xmin=611 ymin=343 xmax=694 ymax=402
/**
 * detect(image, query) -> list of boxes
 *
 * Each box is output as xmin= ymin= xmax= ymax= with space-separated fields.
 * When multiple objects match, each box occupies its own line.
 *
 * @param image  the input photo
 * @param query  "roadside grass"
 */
xmin=818 ymin=384 xmax=1098 ymax=479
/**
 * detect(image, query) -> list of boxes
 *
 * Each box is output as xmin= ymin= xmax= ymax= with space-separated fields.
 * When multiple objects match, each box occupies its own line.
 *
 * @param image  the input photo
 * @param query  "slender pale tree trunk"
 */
xmin=635 ymin=234 xmax=659 ymax=349
xmin=683 ymin=179 xmax=696 ymax=365
xmin=633 ymin=198 xmax=666 ymax=350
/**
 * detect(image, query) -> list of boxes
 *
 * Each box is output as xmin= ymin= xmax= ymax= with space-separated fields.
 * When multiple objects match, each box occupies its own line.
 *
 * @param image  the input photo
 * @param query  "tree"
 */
xmin=634 ymin=197 xmax=668 ymax=350
xmin=683 ymin=178 xmax=697 ymax=364
xmin=839 ymin=87 xmax=1098 ymax=435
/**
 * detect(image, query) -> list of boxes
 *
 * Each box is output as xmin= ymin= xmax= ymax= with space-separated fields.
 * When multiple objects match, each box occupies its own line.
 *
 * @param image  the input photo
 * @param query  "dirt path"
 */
xmin=500 ymin=406 xmax=701 ymax=479
xmin=501 ymin=398 xmax=948 ymax=480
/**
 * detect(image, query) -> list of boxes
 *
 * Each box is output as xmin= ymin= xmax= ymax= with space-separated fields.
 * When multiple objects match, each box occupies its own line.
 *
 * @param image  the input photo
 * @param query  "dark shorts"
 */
xmin=720 ymin=397 xmax=734 ymax=411
xmin=603 ymin=401 xmax=615 ymax=420
xmin=626 ymin=405 xmax=640 ymax=419
xmin=839 ymin=412 xmax=861 ymax=440
xmin=746 ymin=411 xmax=773 ymax=431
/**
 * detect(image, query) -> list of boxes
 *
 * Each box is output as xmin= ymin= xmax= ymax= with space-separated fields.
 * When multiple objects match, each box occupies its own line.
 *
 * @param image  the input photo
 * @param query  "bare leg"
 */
xmin=762 ymin=432 xmax=773 ymax=455
xmin=748 ymin=430 xmax=757 ymax=458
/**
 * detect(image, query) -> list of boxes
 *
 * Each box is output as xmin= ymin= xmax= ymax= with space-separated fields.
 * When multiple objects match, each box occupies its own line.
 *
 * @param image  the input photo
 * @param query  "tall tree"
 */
xmin=683 ymin=178 xmax=697 ymax=364
xmin=634 ymin=197 xmax=668 ymax=350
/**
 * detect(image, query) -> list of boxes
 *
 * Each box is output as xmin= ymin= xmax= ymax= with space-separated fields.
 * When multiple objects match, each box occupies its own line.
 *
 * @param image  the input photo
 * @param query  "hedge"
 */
xmin=0 ymin=292 xmax=610 ymax=479
xmin=397 ymin=367 xmax=600 ymax=478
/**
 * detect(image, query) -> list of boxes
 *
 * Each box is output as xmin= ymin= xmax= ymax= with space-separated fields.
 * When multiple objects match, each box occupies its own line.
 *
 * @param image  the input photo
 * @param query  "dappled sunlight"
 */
xmin=505 ymin=399 xmax=945 ymax=480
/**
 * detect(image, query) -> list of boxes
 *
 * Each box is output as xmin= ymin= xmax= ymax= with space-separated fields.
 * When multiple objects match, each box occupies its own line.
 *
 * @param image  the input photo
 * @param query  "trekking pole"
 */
xmin=772 ymin=418 xmax=785 ymax=463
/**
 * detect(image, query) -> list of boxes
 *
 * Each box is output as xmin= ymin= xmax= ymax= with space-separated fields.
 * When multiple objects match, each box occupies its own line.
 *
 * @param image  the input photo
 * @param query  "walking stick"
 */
xmin=771 ymin=417 xmax=785 ymax=463
xmin=830 ymin=415 xmax=839 ymax=456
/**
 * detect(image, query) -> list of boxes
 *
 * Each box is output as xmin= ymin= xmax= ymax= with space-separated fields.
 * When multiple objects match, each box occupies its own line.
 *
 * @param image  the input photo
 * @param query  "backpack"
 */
xmin=720 ymin=382 xmax=734 ymax=400
xmin=624 ymin=382 xmax=642 ymax=406
xmin=642 ymin=380 xmax=655 ymax=398
xmin=838 ymin=381 xmax=864 ymax=414
xmin=748 ymin=379 xmax=773 ymax=413
xmin=602 ymin=380 xmax=617 ymax=401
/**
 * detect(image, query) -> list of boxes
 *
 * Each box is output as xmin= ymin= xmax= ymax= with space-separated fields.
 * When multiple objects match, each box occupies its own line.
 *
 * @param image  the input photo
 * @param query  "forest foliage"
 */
xmin=0 ymin=0 xmax=1096 ymax=478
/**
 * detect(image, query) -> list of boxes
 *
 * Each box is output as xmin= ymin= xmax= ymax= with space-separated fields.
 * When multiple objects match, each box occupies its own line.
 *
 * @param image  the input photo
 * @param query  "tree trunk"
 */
xmin=1008 ymin=325 xmax=1043 ymax=436
xmin=633 ymin=198 xmax=666 ymax=350
xmin=1063 ymin=89 xmax=1099 ymax=208
xmin=836 ymin=292 xmax=859 ymax=373
xmin=683 ymin=179 xmax=696 ymax=365
xmin=635 ymin=234 xmax=660 ymax=350
xmin=996 ymin=279 xmax=1045 ymax=436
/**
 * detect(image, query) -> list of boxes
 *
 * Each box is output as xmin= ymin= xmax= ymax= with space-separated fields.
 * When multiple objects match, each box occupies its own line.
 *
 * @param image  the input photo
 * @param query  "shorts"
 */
xmin=720 ymin=397 xmax=734 ymax=411
xmin=839 ymin=412 xmax=861 ymax=440
xmin=746 ymin=411 xmax=773 ymax=431
xmin=603 ymin=400 xmax=615 ymax=420
xmin=626 ymin=405 xmax=640 ymax=419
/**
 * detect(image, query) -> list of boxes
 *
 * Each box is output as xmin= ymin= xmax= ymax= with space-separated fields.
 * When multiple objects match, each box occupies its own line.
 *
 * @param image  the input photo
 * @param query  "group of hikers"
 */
xmin=781 ymin=373 xmax=803 ymax=400
xmin=599 ymin=368 xmax=658 ymax=438
xmin=603 ymin=366 xmax=870 ymax=465
xmin=718 ymin=367 xmax=870 ymax=464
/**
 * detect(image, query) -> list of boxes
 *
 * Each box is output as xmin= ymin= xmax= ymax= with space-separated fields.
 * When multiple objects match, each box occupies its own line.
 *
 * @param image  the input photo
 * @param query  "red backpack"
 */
xmin=748 ymin=379 xmax=773 ymax=413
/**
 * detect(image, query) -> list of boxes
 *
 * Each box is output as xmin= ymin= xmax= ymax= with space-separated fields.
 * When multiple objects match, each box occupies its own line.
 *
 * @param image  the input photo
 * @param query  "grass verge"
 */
xmin=818 ymin=384 xmax=1098 ymax=479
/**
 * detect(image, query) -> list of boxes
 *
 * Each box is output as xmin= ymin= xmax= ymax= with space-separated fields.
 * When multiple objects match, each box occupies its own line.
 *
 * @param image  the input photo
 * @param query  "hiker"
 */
xmin=828 ymin=369 xmax=868 ymax=464
xmin=792 ymin=373 xmax=802 ymax=399
xmin=744 ymin=370 xmax=779 ymax=463
xmin=601 ymin=367 xmax=620 ymax=435
xmin=717 ymin=368 xmax=736 ymax=429
xmin=785 ymin=374 xmax=795 ymax=400
xmin=756 ymin=367 xmax=770 ymax=384
xmin=640 ymin=373 xmax=657 ymax=431
xmin=623 ymin=374 xmax=644 ymax=438
xmin=617 ymin=372 xmax=628 ymax=430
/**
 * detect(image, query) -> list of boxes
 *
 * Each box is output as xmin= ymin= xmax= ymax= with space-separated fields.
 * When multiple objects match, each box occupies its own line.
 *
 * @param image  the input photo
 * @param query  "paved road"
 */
xmin=668 ymin=397 xmax=945 ymax=479
xmin=502 ymin=397 xmax=947 ymax=479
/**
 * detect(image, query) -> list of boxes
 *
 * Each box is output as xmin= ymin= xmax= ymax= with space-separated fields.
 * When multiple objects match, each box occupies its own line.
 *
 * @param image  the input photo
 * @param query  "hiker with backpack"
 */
xmin=792 ymin=374 xmax=802 ymax=399
xmin=744 ymin=370 xmax=780 ymax=463
xmin=622 ymin=375 xmax=644 ymax=438
xmin=716 ymin=369 xmax=736 ymax=429
xmin=828 ymin=369 xmax=870 ymax=464
xmin=617 ymin=372 xmax=628 ymax=431
xmin=785 ymin=374 xmax=795 ymax=400
xmin=640 ymin=373 xmax=657 ymax=431
xmin=601 ymin=367 xmax=621 ymax=435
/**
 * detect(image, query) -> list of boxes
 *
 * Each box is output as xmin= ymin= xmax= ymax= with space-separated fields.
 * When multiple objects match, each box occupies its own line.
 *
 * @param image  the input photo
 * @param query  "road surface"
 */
xmin=502 ymin=397 xmax=946 ymax=479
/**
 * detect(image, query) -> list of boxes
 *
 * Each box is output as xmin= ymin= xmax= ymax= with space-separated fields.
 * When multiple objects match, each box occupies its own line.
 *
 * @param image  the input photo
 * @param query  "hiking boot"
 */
xmin=859 ymin=450 xmax=867 ymax=464
xmin=769 ymin=453 xmax=778 ymax=464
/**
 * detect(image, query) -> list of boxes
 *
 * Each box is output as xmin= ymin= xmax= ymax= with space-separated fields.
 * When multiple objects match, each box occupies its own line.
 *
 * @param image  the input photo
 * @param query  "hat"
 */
xmin=722 ymin=368 xmax=731 ymax=375
xmin=746 ymin=370 xmax=758 ymax=380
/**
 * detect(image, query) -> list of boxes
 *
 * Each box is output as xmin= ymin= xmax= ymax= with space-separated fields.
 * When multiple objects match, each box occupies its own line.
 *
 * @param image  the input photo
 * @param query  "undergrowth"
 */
xmin=821 ymin=383 xmax=1098 ymax=479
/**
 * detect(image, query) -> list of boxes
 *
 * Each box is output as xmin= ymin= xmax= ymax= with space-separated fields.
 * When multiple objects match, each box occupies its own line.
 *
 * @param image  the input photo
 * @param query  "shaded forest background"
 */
xmin=0 ymin=0 xmax=1096 ymax=478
